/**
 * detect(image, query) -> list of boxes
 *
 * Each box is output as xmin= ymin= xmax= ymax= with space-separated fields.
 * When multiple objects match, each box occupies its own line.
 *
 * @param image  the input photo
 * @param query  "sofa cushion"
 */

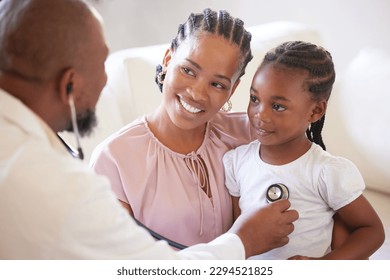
xmin=104 ymin=44 xmax=168 ymax=125
xmin=324 ymin=48 xmax=390 ymax=194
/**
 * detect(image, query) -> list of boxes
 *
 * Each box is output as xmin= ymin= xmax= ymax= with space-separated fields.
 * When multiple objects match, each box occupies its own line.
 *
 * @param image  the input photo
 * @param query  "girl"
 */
xmin=223 ymin=41 xmax=385 ymax=259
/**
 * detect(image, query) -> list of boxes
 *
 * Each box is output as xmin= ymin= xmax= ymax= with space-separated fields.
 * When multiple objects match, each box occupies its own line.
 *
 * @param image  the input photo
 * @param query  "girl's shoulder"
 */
xmin=310 ymin=144 xmax=365 ymax=190
xmin=310 ymin=144 xmax=360 ymax=172
xmin=223 ymin=140 xmax=259 ymax=168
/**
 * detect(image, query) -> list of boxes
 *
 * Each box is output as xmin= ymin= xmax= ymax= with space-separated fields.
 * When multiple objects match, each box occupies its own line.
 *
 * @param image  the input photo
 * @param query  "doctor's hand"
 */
xmin=229 ymin=199 xmax=298 ymax=259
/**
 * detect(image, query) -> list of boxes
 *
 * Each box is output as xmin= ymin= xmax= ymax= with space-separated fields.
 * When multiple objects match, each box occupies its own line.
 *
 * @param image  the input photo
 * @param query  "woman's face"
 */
xmin=161 ymin=34 xmax=242 ymax=131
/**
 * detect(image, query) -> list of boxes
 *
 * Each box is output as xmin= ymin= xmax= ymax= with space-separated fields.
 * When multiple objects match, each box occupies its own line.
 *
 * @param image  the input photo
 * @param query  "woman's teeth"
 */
xmin=179 ymin=98 xmax=202 ymax=113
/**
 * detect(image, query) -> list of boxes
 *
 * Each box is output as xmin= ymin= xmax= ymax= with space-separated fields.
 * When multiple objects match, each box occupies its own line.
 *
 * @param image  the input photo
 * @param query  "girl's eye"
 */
xmin=182 ymin=67 xmax=195 ymax=77
xmin=250 ymin=94 xmax=258 ymax=103
xmin=273 ymin=103 xmax=286 ymax=112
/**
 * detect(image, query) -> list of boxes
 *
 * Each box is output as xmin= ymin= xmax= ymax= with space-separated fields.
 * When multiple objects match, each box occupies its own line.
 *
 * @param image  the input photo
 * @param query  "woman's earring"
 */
xmin=220 ymin=100 xmax=232 ymax=112
xmin=157 ymin=71 xmax=166 ymax=84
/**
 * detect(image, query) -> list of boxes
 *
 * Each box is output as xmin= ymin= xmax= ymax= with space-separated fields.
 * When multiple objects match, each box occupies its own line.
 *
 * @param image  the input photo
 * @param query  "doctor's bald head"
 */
xmin=0 ymin=0 xmax=102 ymax=82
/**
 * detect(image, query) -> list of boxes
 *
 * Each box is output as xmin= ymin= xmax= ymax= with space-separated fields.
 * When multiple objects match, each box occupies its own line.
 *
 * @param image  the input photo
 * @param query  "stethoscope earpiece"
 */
xmin=266 ymin=183 xmax=289 ymax=203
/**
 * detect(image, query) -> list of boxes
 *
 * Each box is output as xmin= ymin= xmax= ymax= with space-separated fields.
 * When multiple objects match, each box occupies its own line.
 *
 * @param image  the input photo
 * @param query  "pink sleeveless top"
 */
xmin=90 ymin=112 xmax=253 ymax=246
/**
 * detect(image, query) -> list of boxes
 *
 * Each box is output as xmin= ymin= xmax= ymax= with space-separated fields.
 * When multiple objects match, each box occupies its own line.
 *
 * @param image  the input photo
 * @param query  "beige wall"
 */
xmin=89 ymin=0 xmax=390 ymax=72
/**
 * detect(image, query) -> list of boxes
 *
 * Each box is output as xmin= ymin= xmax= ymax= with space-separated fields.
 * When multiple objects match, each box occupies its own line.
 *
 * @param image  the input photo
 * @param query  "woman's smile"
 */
xmin=177 ymin=95 xmax=204 ymax=114
xmin=160 ymin=34 xmax=241 ymax=127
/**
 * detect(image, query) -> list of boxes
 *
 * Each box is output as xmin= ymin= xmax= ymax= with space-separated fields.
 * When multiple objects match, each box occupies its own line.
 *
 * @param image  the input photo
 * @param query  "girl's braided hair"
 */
xmin=260 ymin=41 xmax=335 ymax=150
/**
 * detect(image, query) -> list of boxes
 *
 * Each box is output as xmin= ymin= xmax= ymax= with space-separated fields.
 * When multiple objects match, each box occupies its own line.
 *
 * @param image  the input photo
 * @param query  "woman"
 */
xmin=90 ymin=9 xmax=255 ymax=247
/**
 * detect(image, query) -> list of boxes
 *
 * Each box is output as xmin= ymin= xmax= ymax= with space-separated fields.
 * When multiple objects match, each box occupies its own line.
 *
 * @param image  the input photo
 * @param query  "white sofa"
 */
xmin=62 ymin=21 xmax=389 ymax=259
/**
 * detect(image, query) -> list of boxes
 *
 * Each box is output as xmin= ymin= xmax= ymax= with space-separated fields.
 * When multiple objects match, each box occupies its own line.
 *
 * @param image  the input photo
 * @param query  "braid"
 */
xmin=155 ymin=8 xmax=253 ymax=92
xmin=261 ymin=41 xmax=335 ymax=150
xmin=203 ymin=8 xmax=217 ymax=33
xmin=217 ymin=10 xmax=232 ymax=38
xmin=232 ymin=18 xmax=244 ymax=45
xmin=306 ymin=115 xmax=326 ymax=150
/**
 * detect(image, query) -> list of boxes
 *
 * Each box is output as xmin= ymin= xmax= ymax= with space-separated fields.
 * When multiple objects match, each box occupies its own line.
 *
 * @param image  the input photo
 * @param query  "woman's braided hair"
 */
xmin=260 ymin=41 xmax=335 ymax=150
xmin=155 ymin=8 xmax=253 ymax=92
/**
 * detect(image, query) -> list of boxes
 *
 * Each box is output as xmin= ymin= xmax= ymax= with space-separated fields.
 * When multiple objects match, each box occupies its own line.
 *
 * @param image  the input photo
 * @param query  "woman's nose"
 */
xmin=186 ymin=81 xmax=208 ymax=101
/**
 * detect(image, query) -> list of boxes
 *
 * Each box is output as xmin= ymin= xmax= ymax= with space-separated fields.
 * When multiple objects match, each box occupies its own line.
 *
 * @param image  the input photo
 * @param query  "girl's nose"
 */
xmin=255 ymin=104 xmax=271 ymax=123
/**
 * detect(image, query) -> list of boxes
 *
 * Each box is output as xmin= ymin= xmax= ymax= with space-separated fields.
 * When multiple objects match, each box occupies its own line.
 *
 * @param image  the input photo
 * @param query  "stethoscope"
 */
xmin=59 ymin=121 xmax=291 ymax=250
xmin=58 ymin=95 xmax=289 ymax=249
xmin=58 ymin=93 xmax=84 ymax=160
xmin=58 ymin=101 xmax=187 ymax=249
xmin=59 ymin=131 xmax=291 ymax=251
xmin=133 ymin=184 xmax=289 ymax=250
xmin=58 ymin=131 xmax=291 ymax=250
xmin=266 ymin=183 xmax=290 ymax=203
xmin=57 ymin=134 xmax=84 ymax=160
xmin=59 ymin=132 xmax=187 ymax=249
xmin=134 ymin=219 xmax=188 ymax=250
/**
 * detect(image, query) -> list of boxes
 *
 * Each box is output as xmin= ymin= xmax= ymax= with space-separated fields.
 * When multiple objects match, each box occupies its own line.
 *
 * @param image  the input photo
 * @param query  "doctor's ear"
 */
xmin=59 ymin=68 xmax=79 ymax=104
xmin=66 ymin=83 xmax=73 ymax=95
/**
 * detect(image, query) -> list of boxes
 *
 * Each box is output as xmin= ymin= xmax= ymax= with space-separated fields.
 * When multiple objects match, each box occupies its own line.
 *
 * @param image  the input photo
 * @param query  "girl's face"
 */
xmin=161 ymin=34 xmax=242 ymax=131
xmin=248 ymin=64 xmax=325 ymax=150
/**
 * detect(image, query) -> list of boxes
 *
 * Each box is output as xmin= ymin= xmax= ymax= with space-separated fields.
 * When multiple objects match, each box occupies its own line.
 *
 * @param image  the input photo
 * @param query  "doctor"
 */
xmin=0 ymin=0 xmax=297 ymax=259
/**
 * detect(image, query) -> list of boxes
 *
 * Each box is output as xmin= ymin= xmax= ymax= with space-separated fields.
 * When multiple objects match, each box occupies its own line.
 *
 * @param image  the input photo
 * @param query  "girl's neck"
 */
xmin=146 ymin=108 xmax=207 ymax=154
xmin=259 ymin=137 xmax=312 ymax=165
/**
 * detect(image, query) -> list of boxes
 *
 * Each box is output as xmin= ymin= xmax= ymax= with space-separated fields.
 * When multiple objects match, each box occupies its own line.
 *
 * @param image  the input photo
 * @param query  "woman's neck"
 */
xmin=146 ymin=107 xmax=207 ymax=154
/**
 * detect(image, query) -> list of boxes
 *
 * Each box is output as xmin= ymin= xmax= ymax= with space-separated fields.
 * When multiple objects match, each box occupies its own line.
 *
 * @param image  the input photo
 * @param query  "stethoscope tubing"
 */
xmin=134 ymin=218 xmax=188 ymax=250
xmin=60 ymin=132 xmax=289 ymax=250
xmin=59 ymin=134 xmax=186 ymax=249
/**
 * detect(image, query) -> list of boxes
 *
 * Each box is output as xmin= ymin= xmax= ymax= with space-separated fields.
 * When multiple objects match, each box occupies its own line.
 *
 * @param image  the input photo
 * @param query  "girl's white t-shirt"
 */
xmin=223 ymin=140 xmax=365 ymax=260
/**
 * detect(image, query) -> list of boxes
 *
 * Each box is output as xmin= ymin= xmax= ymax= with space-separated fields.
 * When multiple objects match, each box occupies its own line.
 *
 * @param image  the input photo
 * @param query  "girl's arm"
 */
xmin=331 ymin=213 xmax=351 ymax=250
xmin=322 ymin=194 xmax=384 ymax=259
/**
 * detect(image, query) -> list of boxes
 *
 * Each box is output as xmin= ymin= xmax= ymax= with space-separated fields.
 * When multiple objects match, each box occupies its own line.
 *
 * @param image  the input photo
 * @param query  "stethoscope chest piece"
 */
xmin=266 ymin=183 xmax=289 ymax=203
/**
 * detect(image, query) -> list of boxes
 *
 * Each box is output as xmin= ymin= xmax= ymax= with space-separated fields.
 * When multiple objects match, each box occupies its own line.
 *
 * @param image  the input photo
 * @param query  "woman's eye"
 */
xmin=211 ymin=82 xmax=226 ymax=90
xmin=273 ymin=103 xmax=286 ymax=112
xmin=182 ymin=67 xmax=195 ymax=77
